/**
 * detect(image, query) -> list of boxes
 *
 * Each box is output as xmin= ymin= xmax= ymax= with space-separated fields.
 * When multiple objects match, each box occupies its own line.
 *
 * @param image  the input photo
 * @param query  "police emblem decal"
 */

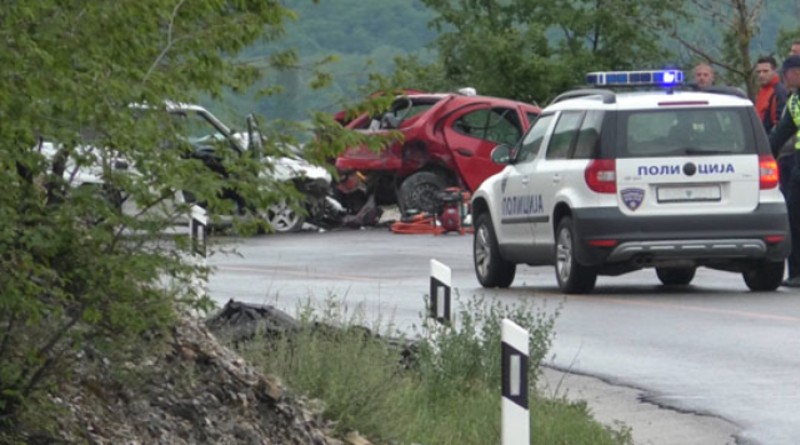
xmin=620 ymin=188 xmax=645 ymax=211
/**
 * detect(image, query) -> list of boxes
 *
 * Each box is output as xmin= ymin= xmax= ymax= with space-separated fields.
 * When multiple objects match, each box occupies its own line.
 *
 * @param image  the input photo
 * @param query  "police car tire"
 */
xmin=656 ymin=267 xmax=696 ymax=286
xmin=742 ymin=261 xmax=784 ymax=291
xmin=399 ymin=171 xmax=448 ymax=214
xmin=473 ymin=213 xmax=516 ymax=288
xmin=555 ymin=217 xmax=597 ymax=294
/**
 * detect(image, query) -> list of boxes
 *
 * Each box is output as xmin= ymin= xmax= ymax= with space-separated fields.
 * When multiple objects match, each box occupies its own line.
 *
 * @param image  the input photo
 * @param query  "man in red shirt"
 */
xmin=756 ymin=56 xmax=789 ymax=193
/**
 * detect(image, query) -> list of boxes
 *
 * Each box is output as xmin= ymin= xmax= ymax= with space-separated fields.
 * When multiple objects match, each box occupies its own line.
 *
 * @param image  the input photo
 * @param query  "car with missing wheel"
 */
xmin=335 ymin=89 xmax=540 ymax=215
xmin=470 ymin=69 xmax=790 ymax=294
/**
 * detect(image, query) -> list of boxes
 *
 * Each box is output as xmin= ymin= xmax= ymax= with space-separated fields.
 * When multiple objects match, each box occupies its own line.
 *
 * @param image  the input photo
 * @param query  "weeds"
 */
xmin=237 ymin=295 xmax=633 ymax=445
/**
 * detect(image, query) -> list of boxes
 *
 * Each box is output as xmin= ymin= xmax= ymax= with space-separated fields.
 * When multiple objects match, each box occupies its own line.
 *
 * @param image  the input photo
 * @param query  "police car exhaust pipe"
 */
xmin=633 ymin=255 xmax=655 ymax=268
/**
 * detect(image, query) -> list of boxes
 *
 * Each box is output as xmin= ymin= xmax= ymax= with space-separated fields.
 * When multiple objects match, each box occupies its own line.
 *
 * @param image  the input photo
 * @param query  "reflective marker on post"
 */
xmin=502 ymin=318 xmax=529 ymax=445
xmin=429 ymin=259 xmax=451 ymax=323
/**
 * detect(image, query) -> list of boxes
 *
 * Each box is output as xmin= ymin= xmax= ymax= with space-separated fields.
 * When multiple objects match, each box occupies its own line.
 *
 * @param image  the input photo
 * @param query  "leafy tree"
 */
xmin=214 ymin=0 xmax=439 ymax=122
xmin=665 ymin=0 xmax=765 ymax=98
xmin=0 ymin=0 xmax=382 ymax=434
xmin=396 ymin=0 xmax=682 ymax=104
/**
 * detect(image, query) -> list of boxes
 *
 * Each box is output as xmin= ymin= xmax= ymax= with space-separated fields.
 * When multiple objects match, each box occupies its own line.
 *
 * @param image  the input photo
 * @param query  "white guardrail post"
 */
xmin=429 ymin=259 xmax=451 ymax=323
xmin=189 ymin=204 xmax=208 ymax=296
xmin=502 ymin=318 xmax=530 ymax=445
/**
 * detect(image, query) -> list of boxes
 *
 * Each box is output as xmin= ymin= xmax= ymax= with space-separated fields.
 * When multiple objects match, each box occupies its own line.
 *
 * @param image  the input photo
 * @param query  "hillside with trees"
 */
xmin=212 ymin=0 xmax=800 ymax=124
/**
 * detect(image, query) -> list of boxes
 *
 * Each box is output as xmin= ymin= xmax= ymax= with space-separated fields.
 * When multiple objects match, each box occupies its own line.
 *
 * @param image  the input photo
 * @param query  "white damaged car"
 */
xmin=40 ymin=102 xmax=342 ymax=232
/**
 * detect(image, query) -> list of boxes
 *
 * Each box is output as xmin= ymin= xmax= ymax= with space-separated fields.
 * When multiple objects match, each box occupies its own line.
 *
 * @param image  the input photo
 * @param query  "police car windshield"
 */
xmin=618 ymin=107 xmax=754 ymax=158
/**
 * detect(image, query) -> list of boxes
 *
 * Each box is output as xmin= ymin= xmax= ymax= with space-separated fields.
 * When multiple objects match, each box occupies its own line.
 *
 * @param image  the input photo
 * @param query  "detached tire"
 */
xmin=555 ymin=217 xmax=597 ymax=294
xmin=743 ymin=261 xmax=784 ymax=291
xmin=399 ymin=171 xmax=448 ymax=214
xmin=656 ymin=267 xmax=696 ymax=286
xmin=473 ymin=213 xmax=516 ymax=288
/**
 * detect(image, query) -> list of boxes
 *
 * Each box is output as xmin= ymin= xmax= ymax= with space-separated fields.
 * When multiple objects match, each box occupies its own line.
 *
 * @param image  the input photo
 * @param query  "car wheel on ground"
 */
xmin=473 ymin=213 xmax=516 ymax=288
xmin=742 ymin=261 xmax=784 ymax=291
xmin=555 ymin=217 xmax=597 ymax=294
xmin=266 ymin=200 xmax=304 ymax=233
xmin=399 ymin=171 xmax=448 ymax=214
xmin=656 ymin=267 xmax=696 ymax=286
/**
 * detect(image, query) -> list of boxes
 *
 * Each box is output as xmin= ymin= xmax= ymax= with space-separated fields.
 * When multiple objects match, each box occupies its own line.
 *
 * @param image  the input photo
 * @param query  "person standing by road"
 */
xmin=694 ymin=63 xmax=715 ymax=89
xmin=791 ymin=40 xmax=800 ymax=56
xmin=769 ymin=55 xmax=800 ymax=287
xmin=756 ymin=56 xmax=790 ymax=194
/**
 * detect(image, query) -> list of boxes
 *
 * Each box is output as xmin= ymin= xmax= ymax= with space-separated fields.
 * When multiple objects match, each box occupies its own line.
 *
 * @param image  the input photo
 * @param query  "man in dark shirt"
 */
xmin=769 ymin=55 xmax=800 ymax=287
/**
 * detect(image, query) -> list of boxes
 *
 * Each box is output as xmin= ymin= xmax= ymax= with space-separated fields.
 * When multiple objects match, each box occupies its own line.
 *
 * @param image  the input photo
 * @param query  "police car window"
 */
xmin=546 ymin=111 xmax=583 ymax=160
xmin=515 ymin=114 xmax=553 ymax=164
xmin=622 ymin=107 xmax=751 ymax=157
xmin=573 ymin=110 xmax=603 ymax=159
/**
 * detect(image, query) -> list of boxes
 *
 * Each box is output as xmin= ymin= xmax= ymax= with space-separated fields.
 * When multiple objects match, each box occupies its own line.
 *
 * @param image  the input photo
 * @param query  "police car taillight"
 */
xmin=759 ymin=155 xmax=779 ymax=190
xmin=585 ymin=159 xmax=616 ymax=193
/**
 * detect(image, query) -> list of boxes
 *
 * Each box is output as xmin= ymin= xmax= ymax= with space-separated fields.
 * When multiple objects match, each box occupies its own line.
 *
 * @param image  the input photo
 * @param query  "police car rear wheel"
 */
xmin=555 ymin=217 xmax=597 ymax=294
xmin=474 ymin=213 xmax=516 ymax=288
xmin=656 ymin=267 xmax=696 ymax=286
xmin=743 ymin=260 xmax=784 ymax=291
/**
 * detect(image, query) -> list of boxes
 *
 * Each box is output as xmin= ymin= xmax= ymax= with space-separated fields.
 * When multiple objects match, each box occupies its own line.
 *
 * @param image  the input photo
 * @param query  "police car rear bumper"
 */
xmin=571 ymin=204 xmax=791 ymax=266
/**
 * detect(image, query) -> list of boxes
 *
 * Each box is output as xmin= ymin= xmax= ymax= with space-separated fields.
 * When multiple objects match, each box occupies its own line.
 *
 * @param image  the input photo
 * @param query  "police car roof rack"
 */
xmin=551 ymin=89 xmax=616 ymax=105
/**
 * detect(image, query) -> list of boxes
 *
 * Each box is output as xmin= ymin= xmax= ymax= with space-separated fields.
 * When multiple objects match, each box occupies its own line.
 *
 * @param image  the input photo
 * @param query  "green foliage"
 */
xmin=395 ymin=0 xmax=681 ymax=104
xmin=0 ymin=0 xmax=373 ymax=429
xmin=207 ymin=0 xmax=438 ymax=122
xmin=240 ymin=295 xmax=630 ymax=444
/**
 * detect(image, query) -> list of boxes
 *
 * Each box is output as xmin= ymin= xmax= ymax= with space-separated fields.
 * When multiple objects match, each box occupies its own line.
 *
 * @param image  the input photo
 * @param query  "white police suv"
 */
xmin=471 ymin=69 xmax=790 ymax=294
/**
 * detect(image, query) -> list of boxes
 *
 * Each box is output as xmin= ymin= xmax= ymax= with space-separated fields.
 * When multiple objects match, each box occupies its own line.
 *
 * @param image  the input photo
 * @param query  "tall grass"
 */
xmin=237 ymin=296 xmax=632 ymax=445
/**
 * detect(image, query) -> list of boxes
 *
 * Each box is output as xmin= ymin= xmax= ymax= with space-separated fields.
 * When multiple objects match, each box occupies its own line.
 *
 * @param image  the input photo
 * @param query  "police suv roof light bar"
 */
xmin=586 ymin=69 xmax=685 ymax=88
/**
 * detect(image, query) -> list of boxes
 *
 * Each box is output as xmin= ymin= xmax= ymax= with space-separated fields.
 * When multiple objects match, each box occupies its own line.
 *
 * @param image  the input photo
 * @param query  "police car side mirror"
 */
xmin=490 ymin=144 xmax=514 ymax=165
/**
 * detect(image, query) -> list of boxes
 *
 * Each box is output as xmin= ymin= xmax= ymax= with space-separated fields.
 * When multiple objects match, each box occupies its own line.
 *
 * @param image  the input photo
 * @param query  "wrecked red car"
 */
xmin=335 ymin=90 xmax=540 ymax=215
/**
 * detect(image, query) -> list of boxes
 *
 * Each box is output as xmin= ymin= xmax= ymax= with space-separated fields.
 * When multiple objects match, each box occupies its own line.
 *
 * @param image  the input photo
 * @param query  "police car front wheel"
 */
xmin=555 ymin=217 xmax=597 ymax=294
xmin=473 ymin=213 xmax=516 ymax=288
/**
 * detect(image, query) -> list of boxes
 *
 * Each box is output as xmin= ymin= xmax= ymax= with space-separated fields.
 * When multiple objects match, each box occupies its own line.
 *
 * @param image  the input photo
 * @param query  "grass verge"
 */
xmin=236 ymin=296 xmax=633 ymax=445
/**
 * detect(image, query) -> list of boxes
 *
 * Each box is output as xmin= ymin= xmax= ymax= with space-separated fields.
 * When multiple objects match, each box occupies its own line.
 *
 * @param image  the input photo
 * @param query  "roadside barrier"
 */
xmin=189 ymin=204 xmax=208 ymax=297
xmin=429 ymin=259 xmax=451 ymax=323
xmin=502 ymin=319 xmax=530 ymax=445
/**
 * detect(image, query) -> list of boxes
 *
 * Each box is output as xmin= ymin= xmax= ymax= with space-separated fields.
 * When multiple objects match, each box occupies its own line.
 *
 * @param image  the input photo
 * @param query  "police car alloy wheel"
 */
xmin=473 ymin=213 xmax=516 ymax=288
xmin=555 ymin=217 xmax=597 ymax=294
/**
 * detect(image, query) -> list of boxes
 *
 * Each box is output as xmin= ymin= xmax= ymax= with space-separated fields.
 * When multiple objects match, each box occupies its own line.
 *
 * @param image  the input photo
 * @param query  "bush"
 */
xmin=237 ymin=295 xmax=632 ymax=445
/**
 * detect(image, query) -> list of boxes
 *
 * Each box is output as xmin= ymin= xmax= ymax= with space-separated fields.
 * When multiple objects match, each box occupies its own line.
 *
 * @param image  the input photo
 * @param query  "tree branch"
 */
xmin=670 ymin=32 xmax=745 ymax=76
xmin=142 ymin=0 xmax=187 ymax=85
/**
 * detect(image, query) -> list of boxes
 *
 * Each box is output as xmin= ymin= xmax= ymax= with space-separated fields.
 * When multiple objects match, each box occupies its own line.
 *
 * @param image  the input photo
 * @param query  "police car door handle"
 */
xmin=552 ymin=173 xmax=562 ymax=183
xmin=521 ymin=176 xmax=529 ymax=185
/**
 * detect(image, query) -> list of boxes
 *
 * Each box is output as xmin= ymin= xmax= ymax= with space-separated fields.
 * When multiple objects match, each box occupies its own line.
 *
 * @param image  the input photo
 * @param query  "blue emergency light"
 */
xmin=586 ymin=69 xmax=684 ymax=87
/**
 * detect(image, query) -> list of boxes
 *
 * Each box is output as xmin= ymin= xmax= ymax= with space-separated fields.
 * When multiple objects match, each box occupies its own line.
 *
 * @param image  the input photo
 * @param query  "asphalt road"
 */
xmin=207 ymin=228 xmax=800 ymax=445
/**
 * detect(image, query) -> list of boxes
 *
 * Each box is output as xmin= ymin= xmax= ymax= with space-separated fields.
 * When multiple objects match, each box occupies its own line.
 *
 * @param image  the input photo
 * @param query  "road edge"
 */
xmin=538 ymin=365 xmax=742 ymax=445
